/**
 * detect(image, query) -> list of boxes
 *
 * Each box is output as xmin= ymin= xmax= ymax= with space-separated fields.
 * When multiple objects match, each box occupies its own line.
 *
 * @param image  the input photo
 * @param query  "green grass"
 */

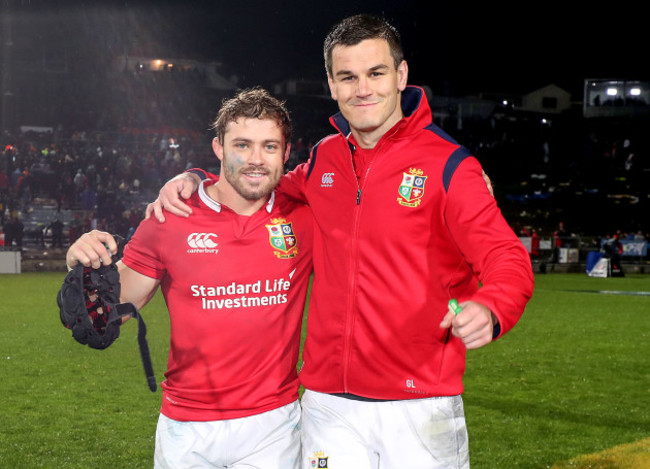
xmin=463 ymin=274 xmax=650 ymax=468
xmin=0 ymin=272 xmax=648 ymax=468
xmin=0 ymin=272 xmax=168 ymax=468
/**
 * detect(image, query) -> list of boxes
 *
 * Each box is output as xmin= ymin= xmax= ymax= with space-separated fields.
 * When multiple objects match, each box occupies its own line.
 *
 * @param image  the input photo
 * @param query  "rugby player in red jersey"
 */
xmin=66 ymin=88 xmax=313 ymax=469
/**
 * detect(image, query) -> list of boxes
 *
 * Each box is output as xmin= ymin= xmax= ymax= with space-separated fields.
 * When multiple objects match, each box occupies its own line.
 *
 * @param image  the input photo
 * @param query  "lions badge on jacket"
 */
xmin=397 ymin=168 xmax=427 ymax=207
xmin=266 ymin=218 xmax=298 ymax=259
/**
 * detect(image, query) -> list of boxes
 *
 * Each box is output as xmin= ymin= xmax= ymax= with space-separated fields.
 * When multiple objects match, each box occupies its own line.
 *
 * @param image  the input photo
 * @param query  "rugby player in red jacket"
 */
xmin=148 ymin=15 xmax=534 ymax=469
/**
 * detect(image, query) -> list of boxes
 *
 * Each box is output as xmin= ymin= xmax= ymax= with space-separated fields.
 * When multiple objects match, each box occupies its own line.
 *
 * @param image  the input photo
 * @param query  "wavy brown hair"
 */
xmin=211 ymin=87 xmax=292 ymax=148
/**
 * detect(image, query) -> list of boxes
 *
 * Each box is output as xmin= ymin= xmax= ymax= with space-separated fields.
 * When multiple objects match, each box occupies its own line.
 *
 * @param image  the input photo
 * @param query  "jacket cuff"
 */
xmin=492 ymin=313 xmax=501 ymax=340
xmin=185 ymin=168 xmax=208 ymax=180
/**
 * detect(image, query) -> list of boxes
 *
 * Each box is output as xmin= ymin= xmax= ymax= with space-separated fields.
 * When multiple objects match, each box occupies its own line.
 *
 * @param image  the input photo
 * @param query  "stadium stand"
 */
xmin=1 ymin=62 xmax=648 ymax=272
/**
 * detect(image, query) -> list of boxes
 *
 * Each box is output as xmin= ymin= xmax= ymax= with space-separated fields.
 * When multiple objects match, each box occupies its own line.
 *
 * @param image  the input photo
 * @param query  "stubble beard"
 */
xmin=224 ymin=164 xmax=280 ymax=201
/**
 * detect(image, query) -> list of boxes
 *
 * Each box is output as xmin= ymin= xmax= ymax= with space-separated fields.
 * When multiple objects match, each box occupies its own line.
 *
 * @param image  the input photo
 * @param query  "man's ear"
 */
xmin=283 ymin=143 xmax=292 ymax=164
xmin=212 ymin=137 xmax=224 ymax=162
xmin=327 ymin=75 xmax=338 ymax=101
xmin=397 ymin=60 xmax=408 ymax=92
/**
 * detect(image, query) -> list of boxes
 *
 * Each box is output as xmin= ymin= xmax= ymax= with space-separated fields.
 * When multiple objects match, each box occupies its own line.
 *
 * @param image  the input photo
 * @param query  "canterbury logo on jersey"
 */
xmin=187 ymin=233 xmax=219 ymax=253
xmin=320 ymin=172 xmax=335 ymax=188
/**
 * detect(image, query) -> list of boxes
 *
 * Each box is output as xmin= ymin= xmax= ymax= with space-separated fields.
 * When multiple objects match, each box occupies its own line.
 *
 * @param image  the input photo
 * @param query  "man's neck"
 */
xmin=350 ymin=129 xmax=381 ymax=150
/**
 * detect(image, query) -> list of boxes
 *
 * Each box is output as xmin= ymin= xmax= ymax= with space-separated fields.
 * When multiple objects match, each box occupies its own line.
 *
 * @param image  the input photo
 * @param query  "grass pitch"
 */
xmin=0 ymin=272 xmax=648 ymax=468
xmin=464 ymin=273 xmax=650 ymax=468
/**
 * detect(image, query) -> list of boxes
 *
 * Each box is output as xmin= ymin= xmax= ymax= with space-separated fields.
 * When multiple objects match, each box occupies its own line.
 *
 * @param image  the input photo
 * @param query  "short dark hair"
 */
xmin=211 ymin=87 xmax=292 ymax=146
xmin=323 ymin=14 xmax=404 ymax=77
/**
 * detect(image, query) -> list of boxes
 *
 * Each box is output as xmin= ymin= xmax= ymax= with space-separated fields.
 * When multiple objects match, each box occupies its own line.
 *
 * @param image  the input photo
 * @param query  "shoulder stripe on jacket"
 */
xmin=423 ymin=123 xmax=471 ymax=193
xmin=424 ymin=122 xmax=459 ymax=146
xmin=442 ymin=146 xmax=472 ymax=193
xmin=305 ymin=140 xmax=322 ymax=181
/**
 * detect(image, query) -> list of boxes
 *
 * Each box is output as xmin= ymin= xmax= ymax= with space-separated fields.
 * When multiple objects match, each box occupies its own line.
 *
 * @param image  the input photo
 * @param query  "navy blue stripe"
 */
xmin=424 ymin=122 xmax=459 ymax=146
xmin=305 ymin=140 xmax=322 ymax=181
xmin=442 ymin=146 xmax=472 ymax=192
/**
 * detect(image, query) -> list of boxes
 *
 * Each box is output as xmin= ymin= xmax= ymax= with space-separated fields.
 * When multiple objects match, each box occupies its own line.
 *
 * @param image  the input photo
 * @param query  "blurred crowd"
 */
xmin=1 ymin=68 xmax=648 ymax=251
xmin=0 ymin=123 xmax=313 ymax=249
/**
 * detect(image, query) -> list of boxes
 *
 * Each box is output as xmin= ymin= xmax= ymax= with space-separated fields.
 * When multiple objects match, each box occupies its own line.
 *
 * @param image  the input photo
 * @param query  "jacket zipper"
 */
xmin=340 ymin=123 xmax=402 ymax=392
xmin=341 ymin=144 xmax=377 ymax=392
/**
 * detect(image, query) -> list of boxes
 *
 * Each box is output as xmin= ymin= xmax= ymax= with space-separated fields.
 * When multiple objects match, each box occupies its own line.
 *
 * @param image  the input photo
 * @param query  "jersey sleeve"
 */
xmin=122 ymin=218 xmax=167 ymax=279
xmin=444 ymin=156 xmax=534 ymax=338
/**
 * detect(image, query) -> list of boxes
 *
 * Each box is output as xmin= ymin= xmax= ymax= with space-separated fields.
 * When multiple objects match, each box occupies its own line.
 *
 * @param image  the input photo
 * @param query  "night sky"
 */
xmin=3 ymin=0 xmax=647 ymax=98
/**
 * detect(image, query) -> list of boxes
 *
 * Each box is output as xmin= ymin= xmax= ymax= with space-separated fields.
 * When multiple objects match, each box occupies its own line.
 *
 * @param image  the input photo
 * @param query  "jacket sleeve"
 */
xmin=444 ymin=156 xmax=534 ymax=338
xmin=185 ymin=168 xmax=218 ymax=181
xmin=278 ymin=160 xmax=311 ymax=203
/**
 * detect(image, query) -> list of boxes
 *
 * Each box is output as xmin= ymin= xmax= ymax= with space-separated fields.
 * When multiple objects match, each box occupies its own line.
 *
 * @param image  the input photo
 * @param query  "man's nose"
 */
xmin=357 ymin=76 xmax=371 ymax=96
xmin=248 ymin=145 xmax=264 ymax=164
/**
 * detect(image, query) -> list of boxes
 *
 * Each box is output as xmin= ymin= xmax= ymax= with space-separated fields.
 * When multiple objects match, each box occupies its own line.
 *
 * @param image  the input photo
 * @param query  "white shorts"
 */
xmin=301 ymin=390 xmax=469 ymax=469
xmin=154 ymin=400 xmax=301 ymax=469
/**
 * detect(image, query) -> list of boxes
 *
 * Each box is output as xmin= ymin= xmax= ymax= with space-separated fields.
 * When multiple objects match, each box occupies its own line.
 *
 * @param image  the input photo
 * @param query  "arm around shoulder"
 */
xmin=145 ymin=170 xmax=208 ymax=222
xmin=278 ymin=161 xmax=310 ymax=203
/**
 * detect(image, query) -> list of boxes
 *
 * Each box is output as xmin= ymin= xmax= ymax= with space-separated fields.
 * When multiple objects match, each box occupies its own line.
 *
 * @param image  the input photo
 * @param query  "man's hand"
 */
xmin=145 ymin=172 xmax=201 ymax=222
xmin=439 ymin=300 xmax=496 ymax=349
xmin=66 ymin=230 xmax=117 ymax=270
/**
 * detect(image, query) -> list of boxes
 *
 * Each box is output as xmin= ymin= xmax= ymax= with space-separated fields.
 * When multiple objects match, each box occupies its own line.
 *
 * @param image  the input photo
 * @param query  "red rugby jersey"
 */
xmin=122 ymin=180 xmax=313 ymax=421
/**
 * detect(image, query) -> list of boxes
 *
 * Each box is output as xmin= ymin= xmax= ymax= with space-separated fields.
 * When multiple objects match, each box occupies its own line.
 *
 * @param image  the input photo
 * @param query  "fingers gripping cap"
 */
xmin=57 ymin=237 xmax=157 ymax=391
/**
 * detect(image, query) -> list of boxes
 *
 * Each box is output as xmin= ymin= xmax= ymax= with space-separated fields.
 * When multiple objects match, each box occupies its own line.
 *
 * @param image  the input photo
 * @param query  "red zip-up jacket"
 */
xmin=281 ymin=86 xmax=533 ymax=399
xmin=192 ymin=86 xmax=533 ymax=400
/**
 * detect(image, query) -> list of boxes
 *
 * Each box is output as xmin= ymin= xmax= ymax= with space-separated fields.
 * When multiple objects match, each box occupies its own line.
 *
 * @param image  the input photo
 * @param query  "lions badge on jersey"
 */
xmin=397 ymin=168 xmax=427 ymax=207
xmin=266 ymin=218 xmax=298 ymax=259
xmin=308 ymin=451 xmax=329 ymax=468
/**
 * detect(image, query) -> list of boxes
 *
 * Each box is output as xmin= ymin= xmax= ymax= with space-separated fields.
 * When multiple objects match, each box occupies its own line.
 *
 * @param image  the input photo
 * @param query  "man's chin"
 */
xmin=239 ymin=186 xmax=273 ymax=202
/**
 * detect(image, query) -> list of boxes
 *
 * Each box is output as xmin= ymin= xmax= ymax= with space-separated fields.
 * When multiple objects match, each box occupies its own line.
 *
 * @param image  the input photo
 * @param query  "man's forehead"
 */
xmin=225 ymin=117 xmax=283 ymax=139
xmin=331 ymin=38 xmax=393 ymax=71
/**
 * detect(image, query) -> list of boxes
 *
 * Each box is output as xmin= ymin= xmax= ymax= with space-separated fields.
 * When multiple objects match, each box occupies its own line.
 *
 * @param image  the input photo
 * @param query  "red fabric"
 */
xmin=196 ymin=87 xmax=533 ymax=400
xmin=123 ymin=180 xmax=313 ymax=420
xmin=280 ymin=86 xmax=533 ymax=399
